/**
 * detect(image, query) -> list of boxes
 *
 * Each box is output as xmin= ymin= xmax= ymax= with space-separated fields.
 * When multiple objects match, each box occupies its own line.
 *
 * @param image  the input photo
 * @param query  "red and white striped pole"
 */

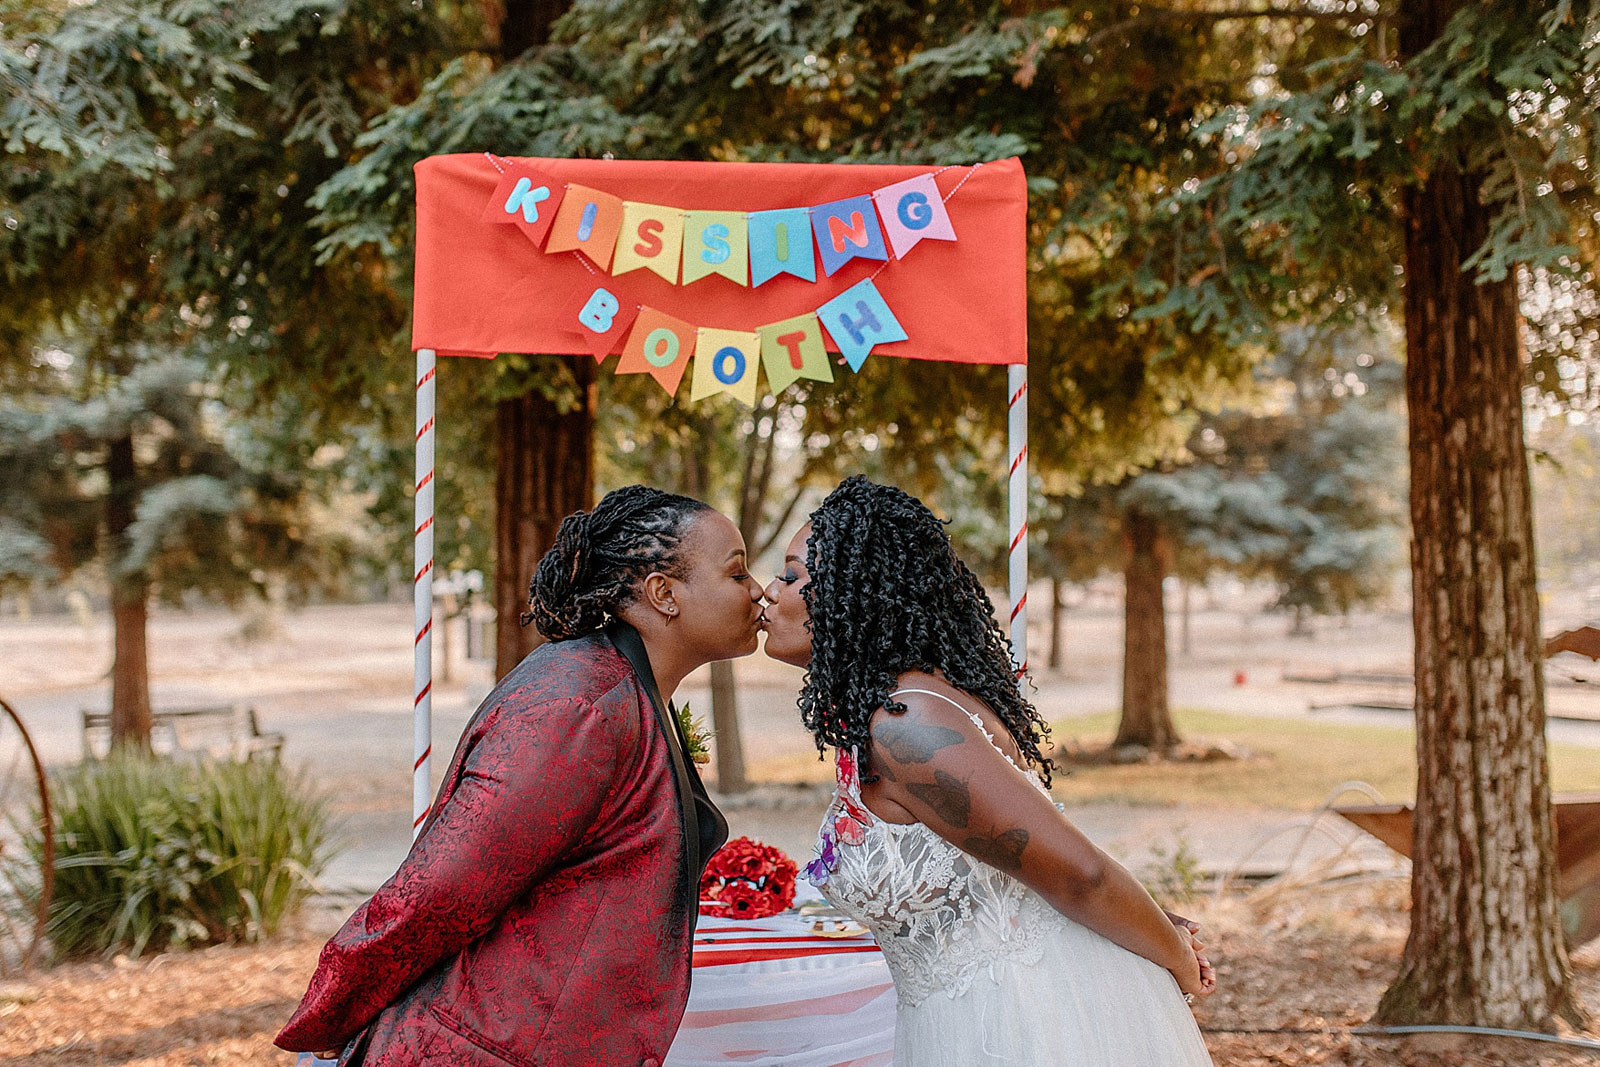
xmin=413 ymin=348 xmax=437 ymax=837
xmin=1007 ymin=363 xmax=1029 ymax=678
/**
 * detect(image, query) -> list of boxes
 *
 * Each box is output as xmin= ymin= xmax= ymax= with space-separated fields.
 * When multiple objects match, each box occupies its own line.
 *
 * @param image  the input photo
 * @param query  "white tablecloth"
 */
xmin=665 ymin=913 xmax=896 ymax=1067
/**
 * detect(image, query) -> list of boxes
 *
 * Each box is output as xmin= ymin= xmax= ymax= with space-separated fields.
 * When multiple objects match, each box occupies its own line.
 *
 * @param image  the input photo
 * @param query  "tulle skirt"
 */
xmin=891 ymin=913 xmax=1213 ymax=1067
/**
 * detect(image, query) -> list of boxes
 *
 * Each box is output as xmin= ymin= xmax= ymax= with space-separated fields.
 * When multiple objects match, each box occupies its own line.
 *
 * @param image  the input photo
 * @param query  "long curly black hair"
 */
xmin=798 ymin=476 xmax=1054 ymax=785
xmin=524 ymin=484 xmax=711 ymax=640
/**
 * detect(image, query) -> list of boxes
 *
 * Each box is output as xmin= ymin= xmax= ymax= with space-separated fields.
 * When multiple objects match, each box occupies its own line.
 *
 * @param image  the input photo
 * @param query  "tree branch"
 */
xmin=754 ymin=481 xmax=809 ymax=559
xmin=1087 ymin=5 xmax=1391 ymax=52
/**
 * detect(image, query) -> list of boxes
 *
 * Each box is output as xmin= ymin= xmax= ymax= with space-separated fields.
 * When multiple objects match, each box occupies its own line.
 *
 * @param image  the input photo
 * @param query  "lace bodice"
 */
xmin=805 ymin=689 xmax=1061 ymax=1007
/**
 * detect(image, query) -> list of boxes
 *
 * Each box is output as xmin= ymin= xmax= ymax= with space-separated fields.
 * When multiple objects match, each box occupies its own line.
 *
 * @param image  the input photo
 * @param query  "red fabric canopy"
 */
xmin=412 ymin=154 xmax=1028 ymax=365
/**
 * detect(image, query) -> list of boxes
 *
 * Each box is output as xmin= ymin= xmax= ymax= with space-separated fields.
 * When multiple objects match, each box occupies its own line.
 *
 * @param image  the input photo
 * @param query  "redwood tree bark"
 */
xmin=106 ymin=432 xmax=152 ymax=749
xmin=493 ymin=363 xmax=596 ymax=679
xmin=1115 ymin=505 xmax=1179 ymax=750
xmin=489 ymin=0 xmax=595 ymax=680
xmin=1048 ymin=575 xmax=1065 ymax=671
xmin=1375 ymin=1 xmax=1581 ymax=1025
xmin=707 ymin=659 xmax=747 ymax=793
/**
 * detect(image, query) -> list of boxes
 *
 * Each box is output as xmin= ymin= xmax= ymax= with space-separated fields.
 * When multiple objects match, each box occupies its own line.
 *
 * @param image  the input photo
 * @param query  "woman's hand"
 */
xmin=315 ymin=1051 xmax=341 ymax=1063
xmin=1167 ymin=916 xmax=1217 ymax=1000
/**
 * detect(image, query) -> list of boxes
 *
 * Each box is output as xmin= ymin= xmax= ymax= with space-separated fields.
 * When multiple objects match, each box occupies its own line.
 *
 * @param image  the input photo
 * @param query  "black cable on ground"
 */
xmin=1200 ymin=1023 xmax=1600 ymax=1053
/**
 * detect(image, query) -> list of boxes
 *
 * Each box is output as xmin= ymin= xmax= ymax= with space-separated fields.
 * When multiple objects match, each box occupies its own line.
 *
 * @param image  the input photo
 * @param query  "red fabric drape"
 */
xmin=412 ymin=155 xmax=1028 ymax=364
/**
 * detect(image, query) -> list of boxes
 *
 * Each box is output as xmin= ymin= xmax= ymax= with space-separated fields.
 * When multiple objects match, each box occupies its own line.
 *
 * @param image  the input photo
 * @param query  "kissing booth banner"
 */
xmin=407 ymin=154 xmax=1030 ymax=833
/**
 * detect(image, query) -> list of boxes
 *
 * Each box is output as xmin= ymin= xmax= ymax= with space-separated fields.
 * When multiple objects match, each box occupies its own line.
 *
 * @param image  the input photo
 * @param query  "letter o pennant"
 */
xmin=617 ymin=307 xmax=695 ymax=396
xmin=691 ymin=328 xmax=761 ymax=406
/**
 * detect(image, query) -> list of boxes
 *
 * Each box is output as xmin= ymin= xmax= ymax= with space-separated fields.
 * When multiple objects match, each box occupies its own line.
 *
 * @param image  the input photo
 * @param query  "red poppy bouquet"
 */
xmin=698 ymin=836 xmax=798 ymax=919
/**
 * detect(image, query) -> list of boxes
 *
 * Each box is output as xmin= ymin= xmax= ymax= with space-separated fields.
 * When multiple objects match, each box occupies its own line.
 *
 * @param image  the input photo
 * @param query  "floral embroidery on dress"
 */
xmin=806 ymin=705 xmax=1056 ymax=1007
xmin=803 ymin=747 xmax=869 ymax=887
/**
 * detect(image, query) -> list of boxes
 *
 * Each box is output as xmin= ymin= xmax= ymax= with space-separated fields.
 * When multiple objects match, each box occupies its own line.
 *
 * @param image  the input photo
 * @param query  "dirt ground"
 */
xmin=6 ymin=596 xmax=1600 ymax=1064
xmin=8 ymin=876 xmax=1600 ymax=1066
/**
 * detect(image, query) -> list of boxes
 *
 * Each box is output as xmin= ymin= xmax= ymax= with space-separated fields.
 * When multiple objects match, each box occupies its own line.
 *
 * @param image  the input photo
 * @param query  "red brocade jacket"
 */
xmin=276 ymin=629 xmax=725 ymax=1067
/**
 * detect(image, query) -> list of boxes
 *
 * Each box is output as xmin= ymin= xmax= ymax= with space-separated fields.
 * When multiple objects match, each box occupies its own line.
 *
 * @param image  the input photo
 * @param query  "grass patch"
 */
xmin=1048 ymin=709 xmax=1600 ymax=810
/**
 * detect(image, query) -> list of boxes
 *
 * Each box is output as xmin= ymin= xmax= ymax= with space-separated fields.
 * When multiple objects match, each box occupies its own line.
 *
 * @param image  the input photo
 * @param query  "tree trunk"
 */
xmin=707 ymin=421 xmax=780 ymax=795
xmin=1179 ymin=579 xmax=1192 ymax=657
xmin=1288 ymin=604 xmax=1313 ymax=637
xmin=1048 ymin=575 xmax=1065 ymax=671
xmin=499 ymin=0 xmax=569 ymax=58
xmin=106 ymin=432 xmax=152 ymax=749
xmin=708 ymin=659 xmax=748 ymax=793
xmin=1115 ymin=506 xmax=1179 ymax=750
xmin=1375 ymin=6 xmax=1581 ymax=1024
xmin=493 ymin=363 xmax=596 ymax=679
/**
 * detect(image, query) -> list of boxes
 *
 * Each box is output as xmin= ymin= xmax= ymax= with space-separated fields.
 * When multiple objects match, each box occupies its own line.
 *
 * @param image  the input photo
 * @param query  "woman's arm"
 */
xmin=276 ymin=693 xmax=627 ymax=1052
xmin=865 ymin=694 xmax=1206 ymax=996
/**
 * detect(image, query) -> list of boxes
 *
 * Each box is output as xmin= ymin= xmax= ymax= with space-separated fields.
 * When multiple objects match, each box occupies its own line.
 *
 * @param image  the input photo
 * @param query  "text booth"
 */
xmin=409 ymin=153 xmax=1031 ymax=832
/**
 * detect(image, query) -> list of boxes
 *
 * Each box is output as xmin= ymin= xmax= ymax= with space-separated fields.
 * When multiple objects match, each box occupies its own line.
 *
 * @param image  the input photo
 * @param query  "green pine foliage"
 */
xmin=1154 ymin=324 xmax=1408 ymax=620
xmin=0 ymin=349 xmax=353 ymax=607
xmin=28 ymin=754 xmax=334 ymax=959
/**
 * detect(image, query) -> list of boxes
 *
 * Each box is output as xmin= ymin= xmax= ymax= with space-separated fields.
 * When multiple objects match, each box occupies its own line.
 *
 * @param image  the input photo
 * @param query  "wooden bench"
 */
xmin=81 ymin=705 xmax=285 ymax=763
xmin=1336 ymin=793 xmax=1600 ymax=946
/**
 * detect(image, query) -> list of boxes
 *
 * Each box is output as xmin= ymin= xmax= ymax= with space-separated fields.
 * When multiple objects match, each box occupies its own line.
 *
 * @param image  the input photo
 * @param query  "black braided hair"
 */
xmin=524 ymin=485 xmax=711 ymax=641
xmin=798 ymin=475 xmax=1054 ymax=786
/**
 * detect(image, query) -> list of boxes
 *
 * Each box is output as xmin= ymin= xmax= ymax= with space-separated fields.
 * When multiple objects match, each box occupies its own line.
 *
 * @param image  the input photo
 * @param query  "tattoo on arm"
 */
xmin=960 ymin=828 xmax=1029 ymax=873
xmin=907 ymin=770 xmax=971 ymax=829
xmin=874 ymin=719 xmax=965 ymax=765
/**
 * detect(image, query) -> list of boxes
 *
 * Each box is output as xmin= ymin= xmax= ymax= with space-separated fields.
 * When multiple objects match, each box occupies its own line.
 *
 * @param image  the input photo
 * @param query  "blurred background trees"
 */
xmin=6 ymin=0 xmax=1600 ymax=1029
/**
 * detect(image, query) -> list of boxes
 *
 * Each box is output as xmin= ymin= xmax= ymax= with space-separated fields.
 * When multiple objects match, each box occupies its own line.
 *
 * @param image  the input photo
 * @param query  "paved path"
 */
xmin=4 ymin=600 xmax=1595 ymax=896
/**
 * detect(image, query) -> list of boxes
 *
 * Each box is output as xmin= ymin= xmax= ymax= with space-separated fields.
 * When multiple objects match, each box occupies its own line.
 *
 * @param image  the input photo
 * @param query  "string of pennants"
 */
xmin=482 ymin=155 xmax=973 ymax=405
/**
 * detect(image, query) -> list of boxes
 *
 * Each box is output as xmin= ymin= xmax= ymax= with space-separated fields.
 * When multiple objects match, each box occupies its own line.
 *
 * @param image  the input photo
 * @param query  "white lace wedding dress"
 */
xmin=804 ymin=689 xmax=1213 ymax=1066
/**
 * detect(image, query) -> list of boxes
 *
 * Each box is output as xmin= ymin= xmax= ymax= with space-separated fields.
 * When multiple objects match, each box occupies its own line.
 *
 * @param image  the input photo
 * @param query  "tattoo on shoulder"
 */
xmin=874 ymin=718 xmax=965 ymax=765
xmin=961 ymin=828 xmax=1029 ymax=872
xmin=907 ymin=770 xmax=971 ymax=828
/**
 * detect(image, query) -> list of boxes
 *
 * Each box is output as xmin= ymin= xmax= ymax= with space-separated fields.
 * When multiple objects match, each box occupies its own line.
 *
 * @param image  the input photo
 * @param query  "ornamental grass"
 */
xmin=26 ymin=753 xmax=335 ymax=959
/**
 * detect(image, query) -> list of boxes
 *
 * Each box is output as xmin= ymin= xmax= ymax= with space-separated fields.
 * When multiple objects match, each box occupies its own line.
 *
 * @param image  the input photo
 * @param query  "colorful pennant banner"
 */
xmin=484 ymin=162 xmax=966 ymax=405
xmin=482 ymin=166 xmax=959 ymax=290
xmin=565 ymin=277 xmax=903 ymax=405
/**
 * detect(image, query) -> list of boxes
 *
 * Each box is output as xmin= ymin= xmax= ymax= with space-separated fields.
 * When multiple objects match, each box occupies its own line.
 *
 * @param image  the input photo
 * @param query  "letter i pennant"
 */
xmin=545 ymin=184 xmax=626 ymax=270
xmin=481 ymin=163 xmax=566 ymax=248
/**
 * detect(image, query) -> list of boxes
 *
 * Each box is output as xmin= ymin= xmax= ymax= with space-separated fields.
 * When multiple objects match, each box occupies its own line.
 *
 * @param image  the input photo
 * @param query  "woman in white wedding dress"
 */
xmin=761 ymin=477 xmax=1215 ymax=1066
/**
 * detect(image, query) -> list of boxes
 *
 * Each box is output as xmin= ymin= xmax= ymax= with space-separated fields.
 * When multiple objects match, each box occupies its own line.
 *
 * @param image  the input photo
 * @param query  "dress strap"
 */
xmin=889 ymin=687 xmax=1030 ymax=779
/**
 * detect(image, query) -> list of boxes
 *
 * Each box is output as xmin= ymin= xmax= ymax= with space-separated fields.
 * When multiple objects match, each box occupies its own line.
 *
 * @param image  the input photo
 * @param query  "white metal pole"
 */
xmin=1007 ymin=363 xmax=1029 ymax=677
xmin=413 ymin=348 xmax=437 ymax=837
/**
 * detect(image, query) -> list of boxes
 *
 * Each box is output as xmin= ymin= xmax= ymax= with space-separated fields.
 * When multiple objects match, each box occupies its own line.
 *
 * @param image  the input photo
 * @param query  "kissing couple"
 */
xmin=277 ymin=476 xmax=1215 ymax=1067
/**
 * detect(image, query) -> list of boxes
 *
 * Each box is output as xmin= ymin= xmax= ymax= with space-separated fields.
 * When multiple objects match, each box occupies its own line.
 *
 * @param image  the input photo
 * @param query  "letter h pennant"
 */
xmin=816 ymin=279 xmax=907 ymax=372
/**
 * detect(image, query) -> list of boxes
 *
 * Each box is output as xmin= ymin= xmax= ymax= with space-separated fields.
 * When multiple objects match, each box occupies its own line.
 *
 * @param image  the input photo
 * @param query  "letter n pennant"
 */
xmin=810 ymin=194 xmax=888 ymax=276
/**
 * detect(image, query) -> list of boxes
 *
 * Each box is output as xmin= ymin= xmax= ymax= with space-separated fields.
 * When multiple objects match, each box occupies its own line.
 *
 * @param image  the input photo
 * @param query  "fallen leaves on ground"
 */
xmin=6 ymin=878 xmax=1600 ymax=1066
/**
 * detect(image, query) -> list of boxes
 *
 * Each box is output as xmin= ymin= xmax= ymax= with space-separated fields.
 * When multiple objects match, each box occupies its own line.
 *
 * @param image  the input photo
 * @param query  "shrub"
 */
xmin=30 ymin=753 xmax=335 ymax=958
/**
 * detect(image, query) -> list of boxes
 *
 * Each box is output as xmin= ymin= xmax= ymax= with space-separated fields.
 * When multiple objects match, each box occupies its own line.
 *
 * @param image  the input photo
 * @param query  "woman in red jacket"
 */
xmin=277 ymin=485 xmax=763 ymax=1067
